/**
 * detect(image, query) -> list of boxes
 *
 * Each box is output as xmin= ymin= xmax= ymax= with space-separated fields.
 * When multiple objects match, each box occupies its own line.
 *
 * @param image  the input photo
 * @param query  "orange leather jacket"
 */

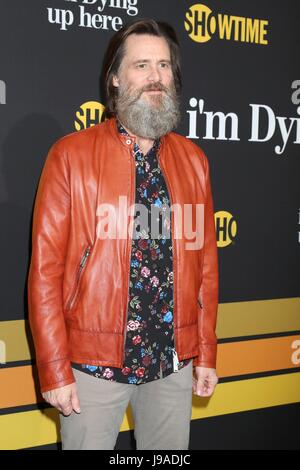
xmin=28 ymin=117 xmax=219 ymax=393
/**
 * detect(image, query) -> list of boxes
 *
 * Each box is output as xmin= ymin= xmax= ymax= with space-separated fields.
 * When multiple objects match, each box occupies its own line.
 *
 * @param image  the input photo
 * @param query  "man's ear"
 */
xmin=112 ymin=75 xmax=120 ymax=87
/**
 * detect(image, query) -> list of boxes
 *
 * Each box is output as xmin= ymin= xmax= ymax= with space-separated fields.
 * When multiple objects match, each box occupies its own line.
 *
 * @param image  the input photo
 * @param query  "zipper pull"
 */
xmin=79 ymin=246 xmax=91 ymax=269
xmin=172 ymin=347 xmax=179 ymax=373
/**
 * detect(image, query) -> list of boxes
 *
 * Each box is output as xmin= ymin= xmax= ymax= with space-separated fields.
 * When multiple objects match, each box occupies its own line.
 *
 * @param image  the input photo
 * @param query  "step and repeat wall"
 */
xmin=0 ymin=0 xmax=299 ymax=450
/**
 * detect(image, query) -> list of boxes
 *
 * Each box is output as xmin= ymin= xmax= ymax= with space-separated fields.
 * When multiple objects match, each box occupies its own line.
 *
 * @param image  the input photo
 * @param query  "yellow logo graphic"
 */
xmin=185 ymin=3 xmax=268 ymax=45
xmin=214 ymin=211 xmax=237 ymax=247
xmin=75 ymin=101 xmax=105 ymax=130
xmin=184 ymin=4 xmax=216 ymax=43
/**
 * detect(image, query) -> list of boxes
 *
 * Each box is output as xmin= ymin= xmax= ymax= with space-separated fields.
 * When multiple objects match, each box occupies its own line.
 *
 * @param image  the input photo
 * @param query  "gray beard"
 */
xmin=115 ymin=82 xmax=181 ymax=139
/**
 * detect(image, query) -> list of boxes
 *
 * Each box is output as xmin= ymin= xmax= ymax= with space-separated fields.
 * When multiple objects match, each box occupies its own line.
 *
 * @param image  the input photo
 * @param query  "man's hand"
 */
xmin=193 ymin=366 xmax=218 ymax=397
xmin=42 ymin=382 xmax=81 ymax=416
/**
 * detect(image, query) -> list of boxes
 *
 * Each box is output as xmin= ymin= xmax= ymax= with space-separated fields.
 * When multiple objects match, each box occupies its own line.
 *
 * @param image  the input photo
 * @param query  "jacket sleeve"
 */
xmin=28 ymin=140 xmax=75 ymax=393
xmin=193 ymin=151 xmax=219 ymax=369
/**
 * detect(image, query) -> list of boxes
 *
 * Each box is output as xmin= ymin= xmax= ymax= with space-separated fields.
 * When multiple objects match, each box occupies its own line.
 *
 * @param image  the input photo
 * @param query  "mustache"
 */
xmin=141 ymin=83 xmax=168 ymax=93
xmin=130 ymin=83 xmax=170 ymax=105
xmin=117 ymin=81 xmax=175 ymax=108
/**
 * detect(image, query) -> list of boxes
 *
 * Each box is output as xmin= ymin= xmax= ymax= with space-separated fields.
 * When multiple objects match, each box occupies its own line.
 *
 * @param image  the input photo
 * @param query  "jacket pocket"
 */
xmin=65 ymin=245 xmax=92 ymax=311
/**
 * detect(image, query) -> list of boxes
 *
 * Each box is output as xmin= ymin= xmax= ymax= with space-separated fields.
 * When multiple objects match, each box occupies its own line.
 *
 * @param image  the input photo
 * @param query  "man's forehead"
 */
xmin=123 ymin=34 xmax=171 ymax=60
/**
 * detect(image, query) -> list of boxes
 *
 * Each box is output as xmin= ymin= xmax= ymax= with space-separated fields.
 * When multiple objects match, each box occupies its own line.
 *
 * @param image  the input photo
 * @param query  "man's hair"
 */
xmin=102 ymin=18 xmax=182 ymax=118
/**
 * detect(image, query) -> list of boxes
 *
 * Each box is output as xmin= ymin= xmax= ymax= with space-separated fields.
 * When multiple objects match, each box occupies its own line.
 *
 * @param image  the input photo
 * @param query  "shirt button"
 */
xmin=126 ymin=139 xmax=132 ymax=145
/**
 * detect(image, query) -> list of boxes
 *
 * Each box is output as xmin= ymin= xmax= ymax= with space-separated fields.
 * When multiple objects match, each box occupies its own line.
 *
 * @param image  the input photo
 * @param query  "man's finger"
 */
xmin=58 ymin=400 xmax=72 ymax=416
xmin=61 ymin=406 xmax=72 ymax=416
xmin=71 ymin=389 xmax=81 ymax=414
xmin=195 ymin=376 xmax=206 ymax=396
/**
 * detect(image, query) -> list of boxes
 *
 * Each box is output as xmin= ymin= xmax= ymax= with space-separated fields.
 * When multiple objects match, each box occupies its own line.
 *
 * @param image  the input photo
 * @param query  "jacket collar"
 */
xmin=105 ymin=116 xmax=166 ymax=154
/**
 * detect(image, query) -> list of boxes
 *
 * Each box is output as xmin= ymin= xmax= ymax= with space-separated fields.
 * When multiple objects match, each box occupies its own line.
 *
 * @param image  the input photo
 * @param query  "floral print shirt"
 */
xmin=71 ymin=121 xmax=191 ymax=384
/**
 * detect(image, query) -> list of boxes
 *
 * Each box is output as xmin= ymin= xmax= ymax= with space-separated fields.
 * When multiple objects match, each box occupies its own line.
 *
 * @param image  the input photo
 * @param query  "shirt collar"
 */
xmin=116 ymin=118 xmax=161 ymax=154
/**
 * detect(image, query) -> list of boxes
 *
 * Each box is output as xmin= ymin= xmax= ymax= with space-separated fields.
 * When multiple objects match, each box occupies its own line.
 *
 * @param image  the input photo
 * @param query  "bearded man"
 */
xmin=28 ymin=18 xmax=219 ymax=450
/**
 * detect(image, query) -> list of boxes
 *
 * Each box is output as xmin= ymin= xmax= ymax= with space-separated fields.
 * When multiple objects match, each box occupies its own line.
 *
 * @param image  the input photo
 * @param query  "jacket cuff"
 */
xmin=37 ymin=357 xmax=75 ymax=393
xmin=192 ymin=343 xmax=217 ymax=368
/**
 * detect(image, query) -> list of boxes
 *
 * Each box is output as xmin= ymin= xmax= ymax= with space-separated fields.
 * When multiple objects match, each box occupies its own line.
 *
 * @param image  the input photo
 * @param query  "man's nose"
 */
xmin=147 ymin=65 xmax=162 ymax=82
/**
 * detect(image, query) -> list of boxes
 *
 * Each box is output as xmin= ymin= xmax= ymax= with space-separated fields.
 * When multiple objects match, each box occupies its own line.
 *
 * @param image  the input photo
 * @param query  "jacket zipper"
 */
xmin=156 ymin=149 xmax=179 ymax=360
xmin=66 ymin=245 xmax=91 ymax=311
xmin=122 ymin=147 xmax=136 ymax=364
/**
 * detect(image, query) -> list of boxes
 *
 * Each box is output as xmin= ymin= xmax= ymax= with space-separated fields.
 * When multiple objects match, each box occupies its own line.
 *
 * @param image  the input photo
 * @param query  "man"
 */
xmin=28 ymin=18 xmax=219 ymax=450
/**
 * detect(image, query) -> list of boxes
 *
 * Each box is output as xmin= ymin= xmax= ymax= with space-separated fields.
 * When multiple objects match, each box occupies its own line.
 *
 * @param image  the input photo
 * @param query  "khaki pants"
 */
xmin=59 ymin=360 xmax=193 ymax=450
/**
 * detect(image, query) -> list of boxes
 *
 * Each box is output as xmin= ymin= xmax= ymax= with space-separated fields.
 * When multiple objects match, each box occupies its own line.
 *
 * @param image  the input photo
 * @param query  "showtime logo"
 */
xmin=215 ymin=211 xmax=237 ymax=248
xmin=74 ymin=101 xmax=105 ymax=130
xmin=185 ymin=3 xmax=268 ymax=45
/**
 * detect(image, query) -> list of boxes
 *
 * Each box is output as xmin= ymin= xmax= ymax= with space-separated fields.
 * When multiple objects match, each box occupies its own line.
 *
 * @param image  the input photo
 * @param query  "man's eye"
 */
xmin=160 ymin=63 xmax=169 ymax=68
xmin=137 ymin=63 xmax=146 ymax=69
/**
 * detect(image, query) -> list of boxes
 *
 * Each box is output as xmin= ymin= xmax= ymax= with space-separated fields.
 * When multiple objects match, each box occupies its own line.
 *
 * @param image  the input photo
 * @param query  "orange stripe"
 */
xmin=217 ymin=335 xmax=300 ymax=377
xmin=1 ymin=334 xmax=299 ymax=409
xmin=0 ymin=366 xmax=42 ymax=409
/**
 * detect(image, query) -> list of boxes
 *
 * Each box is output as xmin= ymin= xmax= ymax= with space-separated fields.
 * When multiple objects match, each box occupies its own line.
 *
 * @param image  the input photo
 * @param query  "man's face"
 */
xmin=113 ymin=33 xmax=174 ymax=106
xmin=112 ymin=33 xmax=180 ymax=139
